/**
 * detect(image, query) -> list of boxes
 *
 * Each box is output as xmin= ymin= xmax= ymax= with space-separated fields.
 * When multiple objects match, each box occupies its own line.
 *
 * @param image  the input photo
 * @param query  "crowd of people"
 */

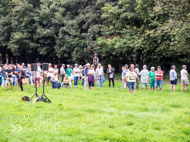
xmin=0 ymin=54 xmax=189 ymax=93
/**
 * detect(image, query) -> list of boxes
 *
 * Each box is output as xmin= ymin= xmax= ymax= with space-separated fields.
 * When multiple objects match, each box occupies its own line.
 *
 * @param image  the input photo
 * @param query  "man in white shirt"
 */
xmin=96 ymin=64 xmax=104 ymax=87
xmin=181 ymin=65 xmax=189 ymax=92
xmin=73 ymin=63 xmax=80 ymax=86
xmin=60 ymin=64 xmax=65 ymax=82
xmin=33 ymin=63 xmax=41 ymax=88
xmin=46 ymin=63 xmax=54 ymax=86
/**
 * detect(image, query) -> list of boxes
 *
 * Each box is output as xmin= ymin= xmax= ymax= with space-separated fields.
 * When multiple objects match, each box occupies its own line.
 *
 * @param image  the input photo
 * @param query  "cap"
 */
xmin=75 ymin=63 xmax=78 ymax=66
xmin=125 ymin=64 xmax=128 ymax=67
xmin=86 ymin=63 xmax=90 ymax=66
xmin=171 ymin=65 xmax=175 ymax=68
xmin=157 ymin=66 xmax=161 ymax=68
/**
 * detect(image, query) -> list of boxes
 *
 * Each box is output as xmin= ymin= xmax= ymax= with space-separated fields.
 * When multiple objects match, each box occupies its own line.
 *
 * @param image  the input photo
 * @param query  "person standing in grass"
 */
xmin=155 ymin=66 xmax=163 ymax=91
xmin=148 ymin=67 xmax=155 ymax=91
xmin=88 ymin=65 xmax=95 ymax=90
xmin=66 ymin=65 xmax=72 ymax=79
xmin=18 ymin=66 xmax=25 ymax=91
xmin=5 ymin=65 xmax=13 ymax=90
xmin=26 ymin=64 xmax=33 ymax=86
xmin=84 ymin=63 xmax=90 ymax=90
xmin=122 ymin=64 xmax=129 ymax=89
xmin=139 ymin=65 xmax=149 ymax=90
xmin=60 ymin=64 xmax=65 ymax=83
xmin=125 ymin=67 xmax=137 ymax=93
xmin=170 ymin=65 xmax=177 ymax=92
xmin=1 ymin=66 xmax=6 ymax=87
xmin=54 ymin=65 xmax=59 ymax=79
xmin=180 ymin=65 xmax=189 ymax=92
xmin=73 ymin=63 xmax=80 ymax=86
xmin=134 ymin=64 xmax=140 ymax=89
xmin=107 ymin=64 xmax=115 ymax=87
xmin=46 ymin=63 xmax=54 ymax=86
xmin=96 ymin=63 xmax=104 ymax=87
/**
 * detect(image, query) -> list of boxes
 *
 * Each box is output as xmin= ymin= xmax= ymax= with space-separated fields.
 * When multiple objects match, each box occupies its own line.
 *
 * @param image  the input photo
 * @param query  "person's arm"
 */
xmin=174 ymin=71 xmax=177 ymax=80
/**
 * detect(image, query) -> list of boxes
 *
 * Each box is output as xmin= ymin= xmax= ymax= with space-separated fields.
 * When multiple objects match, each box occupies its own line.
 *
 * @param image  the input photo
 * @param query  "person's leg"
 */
xmin=30 ymin=76 xmax=33 ymax=85
xmin=89 ymin=83 xmax=91 ymax=90
xmin=6 ymin=80 xmax=9 ymax=89
xmin=92 ymin=83 xmax=95 ymax=90
xmin=112 ymin=78 xmax=115 ymax=87
xmin=170 ymin=84 xmax=173 ymax=91
xmin=1 ymin=77 xmax=4 ymax=87
xmin=173 ymin=85 xmax=176 ymax=92
xmin=61 ymin=74 xmax=64 ymax=82
xmin=82 ymin=78 xmax=84 ymax=85
xmin=186 ymin=85 xmax=188 ymax=92
xmin=136 ymin=77 xmax=139 ymax=89
xmin=20 ymin=80 xmax=23 ymax=91
xmin=84 ymin=77 xmax=87 ymax=89
xmin=109 ymin=79 xmax=111 ymax=87
xmin=142 ymin=83 xmax=144 ymax=90
xmin=100 ymin=77 xmax=102 ymax=87
xmin=38 ymin=78 xmax=40 ymax=87
xmin=182 ymin=85 xmax=184 ymax=92
xmin=74 ymin=77 xmax=76 ymax=85
xmin=155 ymin=80 xmax=158 ymax=91
xmin=159 ymin=80 xmax=163 ymax=91
xmin=69 ymin=83 xmax=72 ymax=89
xmin=128 ymin=82 xmax=131 ymax=93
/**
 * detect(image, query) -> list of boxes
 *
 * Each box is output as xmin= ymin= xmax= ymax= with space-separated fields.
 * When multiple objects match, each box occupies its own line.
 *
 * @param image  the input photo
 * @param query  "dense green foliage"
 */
xmin=0 ymin=0 xmax=189 ymax=71
xmin=0 ymin=82 xmax=190 ymax=141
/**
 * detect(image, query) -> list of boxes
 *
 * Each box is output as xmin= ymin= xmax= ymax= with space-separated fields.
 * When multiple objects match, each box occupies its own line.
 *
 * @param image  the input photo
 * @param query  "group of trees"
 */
xmin=0 ymin=0 xmax=189 ymax=72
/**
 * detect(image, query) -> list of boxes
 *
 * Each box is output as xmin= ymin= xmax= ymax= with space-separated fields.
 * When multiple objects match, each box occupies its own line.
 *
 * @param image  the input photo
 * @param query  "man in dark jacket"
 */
xmin=107 ymin=64 xmax=115 ymax=87
xmin=18 ymin=66 xmax=26 ymax=91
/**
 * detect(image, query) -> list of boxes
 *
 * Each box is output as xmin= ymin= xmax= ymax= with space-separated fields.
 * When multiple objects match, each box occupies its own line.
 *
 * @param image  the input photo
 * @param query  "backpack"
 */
xmin=22 ymin=96 xmax=30 ymax=101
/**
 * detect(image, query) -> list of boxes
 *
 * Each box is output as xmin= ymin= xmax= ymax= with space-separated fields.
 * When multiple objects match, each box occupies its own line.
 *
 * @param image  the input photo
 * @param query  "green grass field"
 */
xmin=0 ymin=81 xmax=190 ymax=142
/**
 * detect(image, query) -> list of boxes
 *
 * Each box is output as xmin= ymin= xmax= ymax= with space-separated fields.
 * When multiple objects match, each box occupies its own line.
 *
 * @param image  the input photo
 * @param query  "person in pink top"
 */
xmin=155 ymin=66 xmax=163 ymax=91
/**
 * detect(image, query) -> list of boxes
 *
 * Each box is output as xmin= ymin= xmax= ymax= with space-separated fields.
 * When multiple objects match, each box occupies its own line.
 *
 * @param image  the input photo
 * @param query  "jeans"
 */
xmin=1 ymin=76 xmax=6 ymax=87
xmin=155 ymin=79 xmax=163 ymax=89
xmin=128 ymin=82 xmax=136 ymax=90
xmin=97 ymin=76 xmax=102 ymax=87
xmin=61 ymin=82 xmax=72 ymax=89
xmin=82 ymin=78 xmax=84 ymax=85
xmin=142 ymin=83 xmax=148 ymax=88
xmin=13 ymin=76 xmax=17 ymax=86
xmin=74 ymin=76 xmax=79 ymax=86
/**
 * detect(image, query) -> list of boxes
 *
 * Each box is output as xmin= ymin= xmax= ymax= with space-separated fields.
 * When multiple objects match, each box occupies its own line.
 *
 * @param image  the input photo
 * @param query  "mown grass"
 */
xmin=0 ymin=81 xmax=190 ymax=142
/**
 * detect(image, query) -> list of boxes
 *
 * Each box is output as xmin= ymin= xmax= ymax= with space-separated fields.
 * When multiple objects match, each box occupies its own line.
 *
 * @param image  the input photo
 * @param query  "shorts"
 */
xmin=181 ymin=79 xmax=189 ymax=85
xmin=6 ymin=78 xmax=13 ymax=84
xmin=149 ymin=79 xmax=155 ymax=87
xmin=89 ymin=82 xmax=94 ymax=87
xmin=170 ymin=79 xmax=177 ymax=85
xmin=155 ymin=80 xmax=163 ymax=89
xmin=34 ymin=77 xmax=40 ymax=83
xmin=142 ymin=83 xmax=148 ymax=88
xmin=47 ymin=76 xmax=51 ymax=82
xmin=128 ymin=82 xmax=136 ymax=90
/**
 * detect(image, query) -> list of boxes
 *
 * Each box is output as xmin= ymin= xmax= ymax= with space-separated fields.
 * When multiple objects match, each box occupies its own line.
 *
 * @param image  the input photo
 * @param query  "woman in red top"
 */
xmin=155 ymin=66 xmax=163 ymax=91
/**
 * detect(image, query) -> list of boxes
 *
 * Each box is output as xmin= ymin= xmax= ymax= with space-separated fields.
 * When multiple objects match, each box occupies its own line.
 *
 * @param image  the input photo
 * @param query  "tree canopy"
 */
xmin=0 ymin=0 xmax=189 ymax=71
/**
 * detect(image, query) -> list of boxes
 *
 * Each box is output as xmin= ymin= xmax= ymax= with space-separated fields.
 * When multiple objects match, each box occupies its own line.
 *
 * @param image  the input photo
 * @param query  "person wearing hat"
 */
xmin=84 ymin=63 xmax=90 ymax=90
xmin=93 ymin=54 xmax=99 ymax=63
xmin=73 ymin=63 xmax=80 ymax=86
xmin=134 ymin=64 xmax=140 ymax=89
xmin=122 ymin=64 xmax=129 ymax=88
xmin=170 ymin=65 xmax=177 ymax=92
xmin=155 ymin=66 xmax=164 ymax=91
xmin=180 ymin=65 xmax=189 ymax=92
